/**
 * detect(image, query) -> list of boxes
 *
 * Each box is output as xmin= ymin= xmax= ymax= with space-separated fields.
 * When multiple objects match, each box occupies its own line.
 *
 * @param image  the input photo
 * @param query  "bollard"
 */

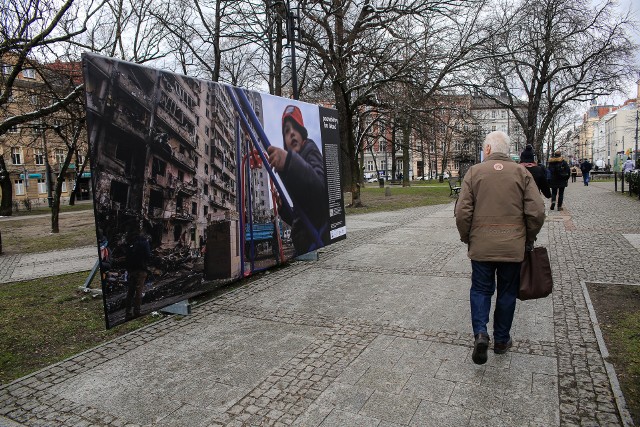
xmin=0 ymin=229 xmax=2 ymax=254
xmin=614 ymin=172 xmax=618 ymax=192
xmin=385 ymin=186 xmax=391 ymax=197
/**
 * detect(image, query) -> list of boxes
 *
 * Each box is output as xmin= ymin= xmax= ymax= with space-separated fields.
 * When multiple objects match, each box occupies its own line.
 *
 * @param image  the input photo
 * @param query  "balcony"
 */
xmin=172 ymin=150 xmax=196 ymax=172
xmin=155 ymin=107 xmax=196 ymax=148
xmin=176 ymin=180 xmax=197 ymax=196
xmin=117 ymin=75 xmax=152 ymax=108
xmin=148 ymin=207 xmax=165 ymax=219
xmin=112 ymin=107 xmax=147 ymax=141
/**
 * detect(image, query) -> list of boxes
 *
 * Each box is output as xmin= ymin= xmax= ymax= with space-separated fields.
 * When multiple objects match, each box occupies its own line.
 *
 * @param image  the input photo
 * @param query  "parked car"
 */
xmin=366 ymin=177 xmax=380 ymax=183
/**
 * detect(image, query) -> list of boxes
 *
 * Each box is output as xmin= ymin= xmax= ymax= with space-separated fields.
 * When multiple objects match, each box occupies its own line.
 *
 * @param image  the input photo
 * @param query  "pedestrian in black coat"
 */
xmin=519 ymin=145 xmax=551 ymax=199
xmin=547 ymin=150 xmax=570 ymax=211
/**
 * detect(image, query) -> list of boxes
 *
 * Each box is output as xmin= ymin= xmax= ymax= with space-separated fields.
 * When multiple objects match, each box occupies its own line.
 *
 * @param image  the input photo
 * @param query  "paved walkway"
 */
xmin=1 ymin=179 xmax=639 ymax=426
xmin=0 ymin=246 xmax=96 ymax=284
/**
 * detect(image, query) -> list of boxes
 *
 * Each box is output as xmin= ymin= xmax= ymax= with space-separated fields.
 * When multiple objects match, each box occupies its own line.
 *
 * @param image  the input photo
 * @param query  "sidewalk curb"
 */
xmin=580 ymin=280 xmax=635 ymax=427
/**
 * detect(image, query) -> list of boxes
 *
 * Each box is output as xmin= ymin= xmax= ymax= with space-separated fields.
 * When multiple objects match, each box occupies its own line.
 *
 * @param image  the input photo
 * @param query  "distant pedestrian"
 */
xmin=548 ymin=150 xmax=571 ymax=211
xmin=519 ymin=145 xmax=551 ymax=199
xmin=125 ymin=229 xmax=152 ymax=320
xmin=570 ymin=165 xmax=578 ymax=183
xmin=455 ymin=131 xmax=545 ymax=365
xmin=271 ymin=215 xmax=280 ymax=265
xmin=623 ymin=157 xmax=635 ymax=173
xmin=580 ymin=158 xmax=593 ymax=186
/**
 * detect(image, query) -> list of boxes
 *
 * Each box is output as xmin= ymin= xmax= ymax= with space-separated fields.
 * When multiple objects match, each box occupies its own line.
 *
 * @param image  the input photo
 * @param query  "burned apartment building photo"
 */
xmin=83 ymin=54 xmax=295 ymax=327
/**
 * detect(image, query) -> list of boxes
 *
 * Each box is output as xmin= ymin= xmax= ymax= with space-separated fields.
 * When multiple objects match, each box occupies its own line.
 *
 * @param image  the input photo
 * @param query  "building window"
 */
xmin=491 ymin=110 xmax=496 ymax=118
xmin=204 ymin=164 xmax=209 ymax=175
xmin=15 ymin=180 xmax=25 ymax=195
xmin=491 ymin=125 xmax=496 ymax=132
xmin=152 ymin=157 xmax=166 ymax=177
xmin=54 ymin=149 xmax=65 ymax=164
xmin=8 ymin=125 xmax=18 ymax=134
xmin=2 ymin=64 xmax=12 ymax=75
xmin=11 ymin=147 xmax=22 ymax=165
xmin=22 ymin=68 xmax=36 ymax=79
xmin=30 ymin=95 xmax=38 ymax=105
xmin=34 ymin=149 xmax=45 ymax=165
xmin=204 ymin=206 xmax=208 ymax=216
xmin=191 ymin=202 xmax=197 ymax=215
xmin=367 ymin=160 xmax=373 ymax=171
xmin=501 ymin=110 xmax=506 ymax=118
xmin=204 ymin=184 xmax=209 ymax=195
xmin=37 ymin=179 xmax=47 ymax=194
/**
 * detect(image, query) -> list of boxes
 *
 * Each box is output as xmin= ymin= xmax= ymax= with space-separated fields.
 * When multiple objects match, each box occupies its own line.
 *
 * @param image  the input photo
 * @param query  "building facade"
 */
xmin=0 ymin=58 xmax=89 ymax=209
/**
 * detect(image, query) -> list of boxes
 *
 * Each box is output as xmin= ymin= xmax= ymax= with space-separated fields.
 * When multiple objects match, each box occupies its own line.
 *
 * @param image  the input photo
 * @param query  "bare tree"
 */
xmin=297 ymin=0 xmax=491 ymax=206
xmin=468 ymin=0 xmax=638 ymax=161
xmin=0 ymin=0 xmax=108 ymax=215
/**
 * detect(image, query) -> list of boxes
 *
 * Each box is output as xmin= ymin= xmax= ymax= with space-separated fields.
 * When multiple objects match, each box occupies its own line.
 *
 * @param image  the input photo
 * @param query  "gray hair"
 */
xmin=483 ymin=131 xmax=510 ymax=155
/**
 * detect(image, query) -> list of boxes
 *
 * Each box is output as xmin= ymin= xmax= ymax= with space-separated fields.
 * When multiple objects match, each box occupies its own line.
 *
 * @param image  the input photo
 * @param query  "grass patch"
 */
xmin=10 ymin=201 xmax=94 ymax=217
xmin=346 ymin=182 xmax=453 ymax=215
xmin=586 ymin=283 xmax=640 ymax=425
xmin=0 ymin=209 xmax=97 ymax=254
xmin=0 ymin=272 xmax=159 ymax=385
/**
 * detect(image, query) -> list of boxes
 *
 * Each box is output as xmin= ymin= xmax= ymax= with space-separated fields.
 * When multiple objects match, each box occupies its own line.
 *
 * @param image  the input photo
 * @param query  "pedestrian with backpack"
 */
xmin=547 ymin=150 xmax=570 ymax=211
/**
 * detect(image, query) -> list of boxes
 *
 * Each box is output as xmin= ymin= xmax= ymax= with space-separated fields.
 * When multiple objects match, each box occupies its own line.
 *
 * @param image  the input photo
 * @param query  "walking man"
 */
xmin=455 ymin=132 xmax=545 ymax=365
xmin=580 ymin=158 xmax=593 ymax=186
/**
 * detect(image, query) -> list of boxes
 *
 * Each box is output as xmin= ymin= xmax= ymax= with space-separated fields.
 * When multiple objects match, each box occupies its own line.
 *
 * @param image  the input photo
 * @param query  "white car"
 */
xmin=366 ymin=177 xmax=380 ymax=183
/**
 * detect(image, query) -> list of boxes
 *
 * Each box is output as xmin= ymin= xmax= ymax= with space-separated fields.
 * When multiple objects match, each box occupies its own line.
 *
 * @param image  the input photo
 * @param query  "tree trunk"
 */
xmin=402 ymin=116 xmax=411 ymax=186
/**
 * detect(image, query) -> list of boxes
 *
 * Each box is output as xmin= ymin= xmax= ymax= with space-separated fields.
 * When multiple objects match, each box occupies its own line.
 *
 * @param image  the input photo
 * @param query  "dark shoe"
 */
xmin=558 ymin=206 xmax=563 ymax=211
xmin=494 ymin=339 xmax=513 ymax=354
xmin=550 ymin=203 xmax=555 ymax=210
xmin=472 ymin=333 xmax=490 ymax=365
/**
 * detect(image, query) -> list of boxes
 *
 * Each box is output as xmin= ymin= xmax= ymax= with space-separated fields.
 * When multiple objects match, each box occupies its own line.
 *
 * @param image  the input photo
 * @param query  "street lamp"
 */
xmin=269 ymin=0 xmax=300 ymax=100
xmin=36 ymin=123 xmax=54 ymax=208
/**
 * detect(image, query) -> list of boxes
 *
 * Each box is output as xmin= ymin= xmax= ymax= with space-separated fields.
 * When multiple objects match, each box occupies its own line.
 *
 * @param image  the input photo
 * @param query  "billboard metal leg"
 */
xmin=161 ymin=300 xmax=192 ymax=316
xmin=295 ymin=250 xmax=319 ymax=261
xmin=79 ymin=260 xmax=102 ymax=295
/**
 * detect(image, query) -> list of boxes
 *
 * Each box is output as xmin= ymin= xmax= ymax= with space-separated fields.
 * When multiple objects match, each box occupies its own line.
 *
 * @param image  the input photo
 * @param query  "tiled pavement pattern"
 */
xmin=0 ymin=246 xmax=96 ymax=284
xmin=1 ymin=180 xmax=638 ymax=426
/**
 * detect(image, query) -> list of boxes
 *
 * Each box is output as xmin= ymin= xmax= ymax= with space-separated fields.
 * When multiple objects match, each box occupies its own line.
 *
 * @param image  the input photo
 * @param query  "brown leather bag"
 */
xmin=519 ymin=247 xmax=553 ymax=300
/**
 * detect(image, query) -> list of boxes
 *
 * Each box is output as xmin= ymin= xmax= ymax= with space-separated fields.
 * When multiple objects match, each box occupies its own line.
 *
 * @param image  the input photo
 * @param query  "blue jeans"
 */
xmin=470 ymin=260 xmax=520 ymax=343
xmin=583 ymin=172 xmax=590 ymax=185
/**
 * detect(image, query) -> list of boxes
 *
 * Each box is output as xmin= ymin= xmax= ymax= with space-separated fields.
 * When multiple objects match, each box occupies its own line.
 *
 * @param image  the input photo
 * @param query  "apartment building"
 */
xmin=469 ymin=95 xmax=527 ymax=159
xmin=84 ymin=55 xmax=256 ymax=257
xmin=0 ymin=58 xmax=89 ymax=208
xmin=360 ymin=94 xmax=528 ymax=182
xmin=576 ymin=82 xmax=639 ymax=169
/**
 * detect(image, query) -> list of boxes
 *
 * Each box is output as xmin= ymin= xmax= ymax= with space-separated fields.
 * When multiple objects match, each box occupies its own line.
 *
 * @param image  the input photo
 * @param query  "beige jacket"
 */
xmin=455 ymin=152 xmax=546 ymax=262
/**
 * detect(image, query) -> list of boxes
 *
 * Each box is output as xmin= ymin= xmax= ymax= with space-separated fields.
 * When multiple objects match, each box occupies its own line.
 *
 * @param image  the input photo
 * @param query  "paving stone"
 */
xmin=0 ymin=185 xmax=634 ymax=426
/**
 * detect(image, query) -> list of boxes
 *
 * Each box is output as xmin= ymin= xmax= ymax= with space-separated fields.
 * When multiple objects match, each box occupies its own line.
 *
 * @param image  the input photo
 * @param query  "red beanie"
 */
xmin=282 ymin=105 xmax=304 ymax=129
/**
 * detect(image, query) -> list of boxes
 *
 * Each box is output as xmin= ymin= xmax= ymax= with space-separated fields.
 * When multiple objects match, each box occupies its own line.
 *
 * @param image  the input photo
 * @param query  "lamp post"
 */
xmin=37 ymin=123 xmax=54 ymax=208
xmin=269 ymin=0 xmax=300 ymax=100
xmin=285 ymin=0 xmax=299 ymax=100
xmin=635 ymin=110 xmax=638 ymax=165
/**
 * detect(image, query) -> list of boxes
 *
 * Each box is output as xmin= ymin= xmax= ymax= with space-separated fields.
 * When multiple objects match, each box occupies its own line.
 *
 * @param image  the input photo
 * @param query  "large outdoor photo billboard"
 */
xmin=82 ymin=53 xmax=346 ymax=328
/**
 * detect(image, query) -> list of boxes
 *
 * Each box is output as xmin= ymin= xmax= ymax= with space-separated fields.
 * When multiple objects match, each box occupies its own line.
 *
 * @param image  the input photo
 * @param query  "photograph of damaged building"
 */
xmin=83 ymin=54 xmax=294 ymax=328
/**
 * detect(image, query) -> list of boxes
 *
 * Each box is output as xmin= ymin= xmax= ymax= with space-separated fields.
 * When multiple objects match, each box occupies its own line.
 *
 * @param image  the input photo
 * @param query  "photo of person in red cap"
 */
xmin=267 ymin=104 xmax=329 ymax=254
